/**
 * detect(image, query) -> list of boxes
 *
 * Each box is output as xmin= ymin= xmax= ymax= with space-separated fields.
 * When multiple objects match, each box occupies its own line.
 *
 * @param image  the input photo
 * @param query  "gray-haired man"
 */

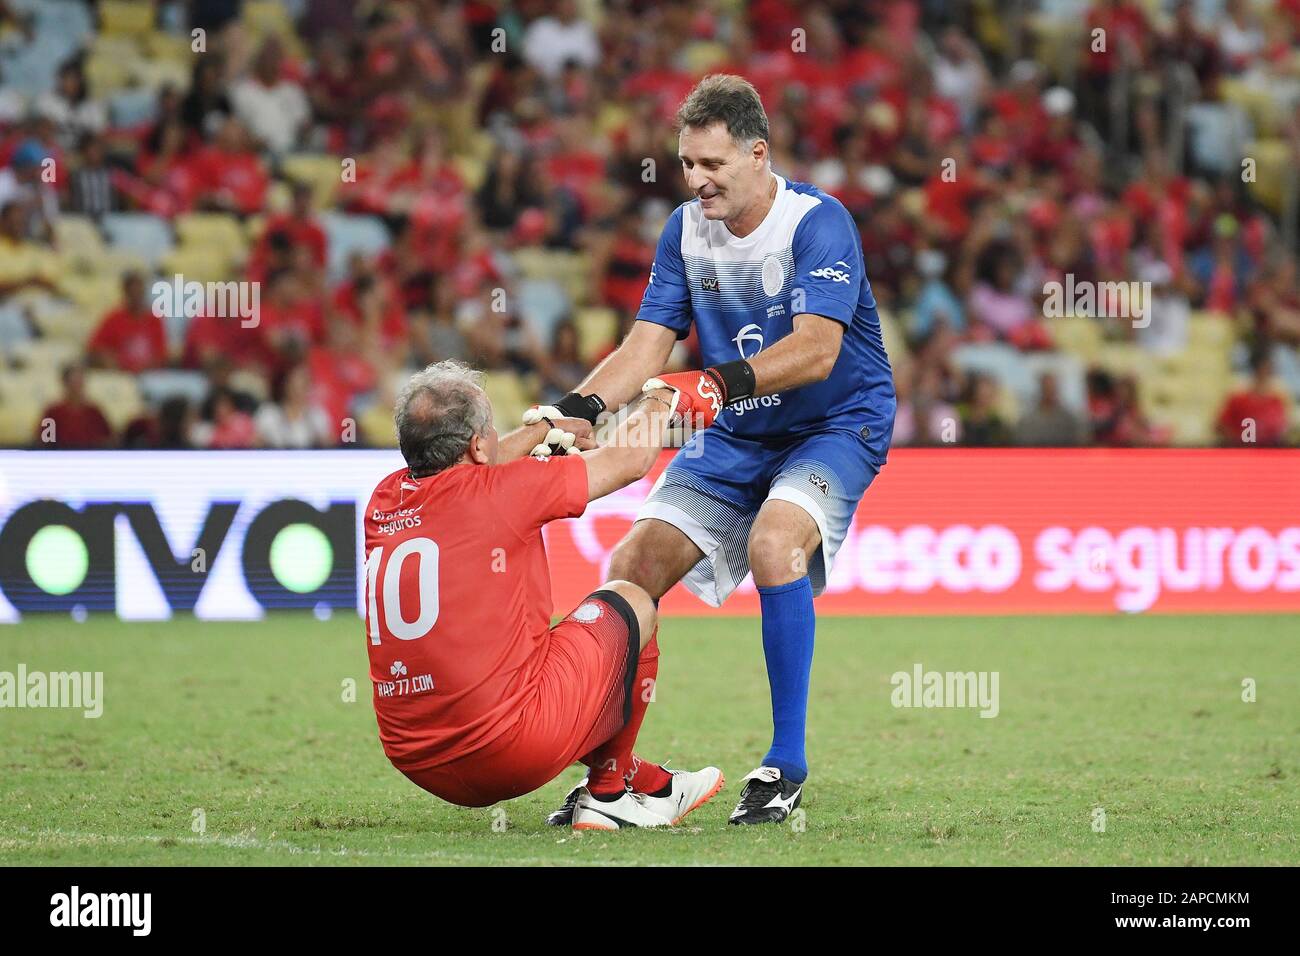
xmin=363 ymin=361 xmax=724 ymax=830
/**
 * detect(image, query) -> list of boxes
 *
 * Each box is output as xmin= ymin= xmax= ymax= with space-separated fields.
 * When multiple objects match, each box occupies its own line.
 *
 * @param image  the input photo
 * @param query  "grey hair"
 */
xmin=674 ymin=74 xmax=770 ymax=151
xmin=394 ymin=360 xmax=493 ymax=477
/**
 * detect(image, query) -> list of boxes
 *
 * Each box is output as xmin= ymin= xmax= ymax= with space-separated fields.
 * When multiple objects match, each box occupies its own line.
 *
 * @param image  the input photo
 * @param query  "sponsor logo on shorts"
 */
xmin=573 ymin=601 xmax=603 ymax=623
xmin=808 ymin=473 xmax=830 ymax=496
xmin=701 ymin=276 xmax=720 ymax=292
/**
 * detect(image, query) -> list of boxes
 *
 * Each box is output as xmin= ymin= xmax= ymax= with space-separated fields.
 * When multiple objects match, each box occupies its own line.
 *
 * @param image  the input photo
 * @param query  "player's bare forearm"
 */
xmin=574 ymin=320 xmax=678 ymax=412
xmin=747 ymin=312 xmax=844 ymax=395
xmin=580 ymin=389 xmax=676 ymax=501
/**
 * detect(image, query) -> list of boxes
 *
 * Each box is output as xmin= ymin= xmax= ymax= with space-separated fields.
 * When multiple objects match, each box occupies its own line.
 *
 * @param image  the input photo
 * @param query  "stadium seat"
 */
xmin=281 ymin=153 xmax=342 ymax=208
xmin=1242 ymin=140 xmax=1290 ymax=215
xmin=1046 ymin=316 xmax=1102 ymax=362
xmin=0 ymin=304 xmax=32 ymax=352
xmin=83 ymin=369 xmax=144 ymax=432
xmin=0 ymin=365 xmax=62 ymax=412
xmin=109 ymin=87 xmax=161 ymax=129
xmin=10 ymin=338 xmax=80 ymax=372
xmin=99 ymin=0 xmax=155 ymax=38
xmin=53 ymin=215 xmax=107 ymax=268
xmin=319 ymin=212 xmax=391 ymax=281
xmin=174 ymin=213 xmax=248 ymax=266
xmin=0 ymin=392 xmax=41 ymax=446
xmin=159 ymin=247 xmax=235 ymax=284
xmin=84 ymin=48 xmax=135 ymax=97
xmin=136 ymin=369 xmax=210 ymax=407
xmin=57 ymin=274 xmax=123 ymax=312
xmin=33 ymin=307 xmax=95 ymax=348
xmin=574 ymin=307 xmax=617 ymax=363
xmin=516 ymin=278 xmax=571 ymax=339
xmin=483 ymin=370 xmax=531 ymax=433
xmin=102 ymin=213 xmax=176 ymax=269
xmin=1187 ymin=312 xmax=1236 ymax=351
xmin=130 ymin=56 xmax=191 ymax=93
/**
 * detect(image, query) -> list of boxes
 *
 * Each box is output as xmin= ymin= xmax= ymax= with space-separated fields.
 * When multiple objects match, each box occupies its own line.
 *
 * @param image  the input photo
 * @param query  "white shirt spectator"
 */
xmin=34 ymin=92 xmax=108 ymax=148
xmin=230 ymin=77 xmax=310 ymax=156
xmin=522 ymin=11 xmax=600 ymax=80
xmin=254 ymin=401 xmax=333 ymax=448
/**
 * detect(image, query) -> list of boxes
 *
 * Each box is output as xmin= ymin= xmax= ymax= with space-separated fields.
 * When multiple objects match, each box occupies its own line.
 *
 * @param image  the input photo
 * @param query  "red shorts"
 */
xmin=399 ymin=590 xmax=641 ymax=807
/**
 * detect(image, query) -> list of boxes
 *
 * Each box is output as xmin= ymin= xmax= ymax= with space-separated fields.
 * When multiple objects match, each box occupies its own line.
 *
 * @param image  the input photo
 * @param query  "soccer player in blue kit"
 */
xmin=532 ymin=74 xmax=896 ymax=825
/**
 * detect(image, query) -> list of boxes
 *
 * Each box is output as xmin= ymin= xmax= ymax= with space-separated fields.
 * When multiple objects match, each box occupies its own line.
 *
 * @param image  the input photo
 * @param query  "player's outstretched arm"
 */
xmin=497 ymin=415 xmax=595 ymax=463
xmin=579 ymin=387 xmax=681 ymax=502
xmin=575 ymin=320 xmax=679 ymax=412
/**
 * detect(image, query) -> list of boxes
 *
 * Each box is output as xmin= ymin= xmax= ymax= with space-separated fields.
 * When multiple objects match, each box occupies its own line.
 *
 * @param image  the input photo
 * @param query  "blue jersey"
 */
xmin=637 ymin=175 xmax=896 ymax=465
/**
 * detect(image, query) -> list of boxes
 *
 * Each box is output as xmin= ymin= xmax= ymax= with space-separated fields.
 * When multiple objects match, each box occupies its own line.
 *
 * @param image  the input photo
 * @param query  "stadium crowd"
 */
xmin=0 ymin=0 xmax=1298 ymax=449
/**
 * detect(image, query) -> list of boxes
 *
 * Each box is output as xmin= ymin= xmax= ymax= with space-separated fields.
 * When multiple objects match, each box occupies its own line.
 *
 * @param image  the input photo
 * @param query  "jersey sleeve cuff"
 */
xmin=634 ymin=311 xmax=692 ymax=340
xmin=797 ymin=294 xmax=855 ymax=326
xmin=563 ymin=454 xmax=589 ymax=517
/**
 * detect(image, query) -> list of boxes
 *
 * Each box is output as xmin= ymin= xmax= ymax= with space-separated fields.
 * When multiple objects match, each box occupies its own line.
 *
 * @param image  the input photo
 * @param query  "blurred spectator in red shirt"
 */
xmin=308 ymin=316 xmax=379 ymax=427
xmin=249 ymin=182 xmax=327 ymax=282
xmin=1217 ymin=350 xmax=1289 ymax=446
xmin=37 ymin=364 xmax=113 ymax=448
xmin=189 ymin=117 xmax=269 ymax=215
xmin=88 ymin=272 xmax=170 ymax=374
xmin=193 ymin=385 xmax=258 ymax=448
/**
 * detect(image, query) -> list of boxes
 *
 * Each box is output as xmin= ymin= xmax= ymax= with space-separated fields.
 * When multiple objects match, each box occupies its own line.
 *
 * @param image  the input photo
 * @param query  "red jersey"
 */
xmin=89 ymin=307 xmax=168 ymax=373
xmin=363 ymin=454 xmax=589 ymax=770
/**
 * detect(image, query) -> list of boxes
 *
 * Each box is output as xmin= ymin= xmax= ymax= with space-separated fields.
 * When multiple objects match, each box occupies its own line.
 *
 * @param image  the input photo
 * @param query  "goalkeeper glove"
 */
xmin=642 ymin=360 xmax=755 ymax=429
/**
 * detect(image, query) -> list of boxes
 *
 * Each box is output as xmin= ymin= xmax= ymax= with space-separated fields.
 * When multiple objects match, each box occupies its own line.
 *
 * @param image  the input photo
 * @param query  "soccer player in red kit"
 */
xmin=364 ymin=360 xmax=724 ymax=829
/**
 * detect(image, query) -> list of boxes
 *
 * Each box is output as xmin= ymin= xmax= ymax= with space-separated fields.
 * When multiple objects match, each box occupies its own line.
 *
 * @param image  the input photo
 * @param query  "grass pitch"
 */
xmin=1 ymin=612 xmax=1296 ymax=866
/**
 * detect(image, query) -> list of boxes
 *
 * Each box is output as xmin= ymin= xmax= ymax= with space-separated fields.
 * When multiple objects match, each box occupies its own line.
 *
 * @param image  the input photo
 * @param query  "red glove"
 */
xmin=643 ymin=369 xmax=727 ymax=428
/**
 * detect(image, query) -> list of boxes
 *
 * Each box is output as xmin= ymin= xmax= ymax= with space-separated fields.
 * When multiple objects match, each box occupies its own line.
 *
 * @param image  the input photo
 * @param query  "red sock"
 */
xmin=584 ymin=633 xmax=662 ymax=795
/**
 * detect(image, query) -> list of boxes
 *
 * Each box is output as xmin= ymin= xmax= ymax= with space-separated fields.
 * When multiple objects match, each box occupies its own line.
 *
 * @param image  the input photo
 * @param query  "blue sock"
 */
xmin=757 ymin=577 xmax=814 ymax=784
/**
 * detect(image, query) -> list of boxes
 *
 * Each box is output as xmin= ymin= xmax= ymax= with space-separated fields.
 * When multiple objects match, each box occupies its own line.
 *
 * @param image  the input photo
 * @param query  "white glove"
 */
xmin=522 ymin=406 xmax=579 ymax=457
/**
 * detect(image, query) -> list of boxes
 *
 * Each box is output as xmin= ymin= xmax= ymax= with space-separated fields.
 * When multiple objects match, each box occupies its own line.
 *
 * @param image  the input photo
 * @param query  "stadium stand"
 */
xmin=0 ymin=0 xmax=1297 ymax=450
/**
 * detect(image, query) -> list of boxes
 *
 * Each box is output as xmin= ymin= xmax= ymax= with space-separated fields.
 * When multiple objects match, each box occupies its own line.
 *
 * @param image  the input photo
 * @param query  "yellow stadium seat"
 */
xmin=11 ymin=339 xmax=80 ymax=372
xmin=159 ymin=247 xmax=235 ymax=285
xmin=280 ymin=154 xmax=342 ymax=208
xmin=0 ymin=392 xmax=42 ymax=445
xmin=0 ymin=367 xmax=63 ymax=411
xmin=100 ymin=1 xmax=155 ymax=38
xmin=1220 ymin=79 xmax=1285 ymax=137
xmin=243 ymin=0 xmax=294 ymax=34
xmin=1095 ymin=343 xmax=1146 ymax=376
xmin=54 ymin=216 xmax=106 ymax=266
xmin=1242 ymin=139 xmax=1289 ymax=214
xmin=574 ymin=307 xmax=617 ymax=363
xmin=35 ymin=308 xmax=96 ymax=348
xmin=1047 ymin=316 xmax=1102 ymax=361
xmin=57 ymin=274 xmax=123 ymax=312
xmin=878 ymin=309 xmax=907 ymax=363
xmin=174 ymin=213 xmax=248 ymax=265
xmin=95 ymin=249 xmax=151 ymax=280
xmin=483 ymin=370 xmax=532 ymax=433
xmin=1187 ymin=312 xmax=1236 ymax=350
xmin=142 ymin=31 xmax=193 ymax=63
xmin=84 ymin=370 xmax=144 ymax=432
xmin=130 ymin=58 xmax=192 ymax=94
xmin=85 ymin=50 xmax=133 ymax=98
xmin=683 ymin=41 xmax=730 ymax=76
xmin=453 ymin=154 xmax=487 ymax=193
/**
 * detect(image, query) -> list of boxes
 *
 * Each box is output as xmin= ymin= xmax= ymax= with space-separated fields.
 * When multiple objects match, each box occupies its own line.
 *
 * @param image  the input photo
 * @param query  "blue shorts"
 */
xmin=638 ymin=426 xmax=881 ymax=606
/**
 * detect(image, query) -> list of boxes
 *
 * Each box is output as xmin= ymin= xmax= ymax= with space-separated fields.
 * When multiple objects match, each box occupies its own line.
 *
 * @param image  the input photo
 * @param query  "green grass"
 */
xmin=1 ymin=612 xmax=1296 ymax=866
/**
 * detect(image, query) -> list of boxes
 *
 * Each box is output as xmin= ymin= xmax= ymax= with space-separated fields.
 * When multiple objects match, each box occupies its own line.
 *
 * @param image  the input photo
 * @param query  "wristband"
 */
xmin=554 ymin=391 xmax=606 ymax=425
xmin=709 ymin=360 xmax=756 ymax=405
